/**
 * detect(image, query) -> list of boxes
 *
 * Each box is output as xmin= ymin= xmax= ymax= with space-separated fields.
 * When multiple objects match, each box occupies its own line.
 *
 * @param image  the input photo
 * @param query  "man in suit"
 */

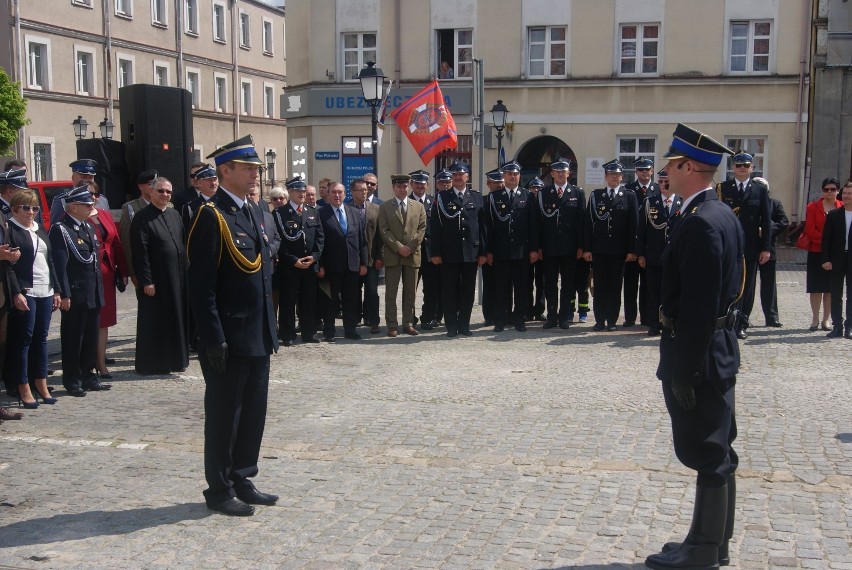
xmin=583 ymin=160 xmax=639 ymax=331
xmin=645 ymin=123 xmax=744 ymax=570
xmin=49 ymin=159 xmax=98 ymax=226
xmin=409 ymin=169 xmax=441 ymax=329
xmin=349 ymin=178 xmax=381 ymax=333
xmin=623 ymin=157 xmax=659 ymax=327
xmin=375 ymin=174 xmax=427 ymax=337
xmin=187 ymin=135 xmax=279 ymax=517
xmin=273 ymin=176 xmax=324 ymax=346
xmin=430 ymin=161 xmax=487 ymax=337
xmin=363 ymin=172 xmax=383 ymax=205
xmin=717 ymin=152 xmax=772 ymax=339
xmin=820 ymin=179 xmax=852 ymax=338
xmin=120 ymin=169 xmax=173 ymax=288
xmin=759 ymin=193 xmax=789 ymax=327
xmin=49 ymin=185 xmax=110 ymax=397
xmin=637 ymin=168 xmax=682 ymax=336
xmin=181 ymin=163 xmax=219 ymax=231
xmin=534 ymin=159 xmax=586 ymax=330
xmin=487 ymin=161 xmax=536 ymax=332
xmin=318 ymin=181 xmax=368 ymax=341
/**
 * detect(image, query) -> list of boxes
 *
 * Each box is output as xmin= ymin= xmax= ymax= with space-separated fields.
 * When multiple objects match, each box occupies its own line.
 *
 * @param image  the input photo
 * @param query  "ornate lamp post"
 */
xmin=490 ymin=99 xmax=509 ymax=167
xmin=357 ymin=61 xmax=387 ymax=175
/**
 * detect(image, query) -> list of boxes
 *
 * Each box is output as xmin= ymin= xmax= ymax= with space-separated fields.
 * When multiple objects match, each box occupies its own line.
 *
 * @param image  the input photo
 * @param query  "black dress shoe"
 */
xmin=542 ymin=319 xmax=557 ymax=329
xmin=446 ymin=330 xmax=458 ymax=338
xmin=826 ymin=328 xmax=843 ymax=338
xmin=845 ymin=330 xmax=852 ymax=339
xmin=559 ymin=322 xmax=571 ymax=330
xmin=207 ymin=497 xmax=255 ymax=516
xmin=67 ymin=387 xmax=87 ymax=397
xmin=84 ymin=382 xmax=112 ymax=391
xmin=648 ymin=327 xmax=661 ymax=336
xmin=459 ymin=329 xmax=473 ymax=336
xmin=493 ymin=324 xmax=505 ymax=332
xmin=302 ymin=336 xmax=321 ymax=344
xmin=324 ymin=336 xmax=336 ymax=343
xmin=736 ymin=329 xmax=748 ymax=340
xmin=766 ymin=321 xmax=783 ymax=327
xmin=482 ymin=320 xmax=494 ymax=327
xmin=282 ymin=339 xmax=293 ymax=347
xmin=622 ymin=321 xmax=635 ymax=328
xmin=515 ymin=323 xmax=527 ymax=332
xmin=344 ymin=331 xmax=362 ymax=340
xmin=592 ymin=323 xmax=606 ymax=331
xmin=421 ymin=321 xmax=434 ymax=330
xmin=236 ymin=487 xmax=279 ymax=506
xmin=606 ymin=325 xmax=618 ymax=332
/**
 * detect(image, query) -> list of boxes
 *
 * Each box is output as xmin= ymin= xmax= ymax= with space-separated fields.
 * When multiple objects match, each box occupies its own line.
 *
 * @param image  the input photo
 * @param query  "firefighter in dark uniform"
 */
xmin=181 ymin=164 xmax=219 ymax=231
xmin=480 ymin=168 xmax=504 ymax=326
xmin=273 ymin=176 xmax=324 ymax=347
xmin=645 ymin=123 xmax=744 ymax=570
xmin=637 ymin=168 xmax=682 ymax=336
xmin=534 ymin=159 xmax=586 ymax=329
xmin=187 ymin=135 xmax=279 ymax=517
xmin=429 ymin=161 xmax=487 ymax=337
xmin=525 ymin=177 xmax=546 ymax=321
xmin=48 ymin=185 xmax=110 ymax=396
xmin=583 ymin=160 xmax=638 ymax=331
xmin=717 ymin=151 xmax=771 ymax=339
xmin=409 ymin=169 xmax=441 ymax=329
xmin=486 ymin=161 xmax=536 ymax=332
xmin=623 ymin=157 xmax=659 ymax=327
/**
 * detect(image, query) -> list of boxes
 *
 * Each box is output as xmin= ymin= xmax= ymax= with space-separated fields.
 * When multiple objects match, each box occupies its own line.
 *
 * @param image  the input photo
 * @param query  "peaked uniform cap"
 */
xmin=662 ymin=123 xmax=734 ymax=166
xmin=207 ymin=135 xmax=264 ymax=166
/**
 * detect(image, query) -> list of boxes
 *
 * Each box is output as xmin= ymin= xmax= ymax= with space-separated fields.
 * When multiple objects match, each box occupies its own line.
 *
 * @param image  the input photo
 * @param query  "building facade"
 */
xmin=1 ymin=0 xmax=286 ymax=195
xmin=285 ymin=0 xmax=819 ymax=219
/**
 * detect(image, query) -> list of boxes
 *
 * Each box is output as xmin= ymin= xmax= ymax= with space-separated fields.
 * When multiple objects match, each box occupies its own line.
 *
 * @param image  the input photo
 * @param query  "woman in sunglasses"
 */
xmin=4 ymin=190 xmax=61 ymax=408
xmin=802 ymin=177 xmax=843 ymax=331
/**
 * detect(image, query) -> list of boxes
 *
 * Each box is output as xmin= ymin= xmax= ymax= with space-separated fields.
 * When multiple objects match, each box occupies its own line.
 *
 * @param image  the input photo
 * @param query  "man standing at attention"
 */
xmin=645 ymin=124 xmax=743 ymax=570
xmin=187 ymin=135 xmax=279 ymax=516
xmin=820 ymin=179 xmax=852 ymax=339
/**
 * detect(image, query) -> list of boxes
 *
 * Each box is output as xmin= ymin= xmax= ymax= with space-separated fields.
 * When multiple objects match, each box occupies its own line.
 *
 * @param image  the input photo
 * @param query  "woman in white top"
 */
xmin=5 ymin=190 xmax=61 ymax=408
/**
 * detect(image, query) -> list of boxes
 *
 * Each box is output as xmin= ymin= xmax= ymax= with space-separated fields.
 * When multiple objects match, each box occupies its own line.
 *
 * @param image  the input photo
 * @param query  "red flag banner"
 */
xmin=390 ymin=80 xmax=458 ymax=165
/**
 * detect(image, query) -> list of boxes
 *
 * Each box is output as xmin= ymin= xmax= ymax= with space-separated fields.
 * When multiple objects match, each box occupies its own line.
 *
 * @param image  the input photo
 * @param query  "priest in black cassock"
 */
xmin=130 ymin=176 xmax=189 ymax=375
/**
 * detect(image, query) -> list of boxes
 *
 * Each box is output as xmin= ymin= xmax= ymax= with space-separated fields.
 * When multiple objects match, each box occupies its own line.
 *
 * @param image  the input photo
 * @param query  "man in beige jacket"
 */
xmin=374 ymin=174 xmax=426 ymax=337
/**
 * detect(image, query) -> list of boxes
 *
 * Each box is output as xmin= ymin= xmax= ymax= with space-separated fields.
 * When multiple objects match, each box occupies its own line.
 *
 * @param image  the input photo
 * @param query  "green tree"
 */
xmin=0 ymin=69 xmax=29 ymax=157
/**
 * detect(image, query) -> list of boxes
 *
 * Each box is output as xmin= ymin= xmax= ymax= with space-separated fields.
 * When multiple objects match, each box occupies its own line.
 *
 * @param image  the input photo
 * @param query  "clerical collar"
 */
xmin=680 ymin=188 xmax=712 ymax=214
xmin=220 ymin=186 xmax=246 ymax=209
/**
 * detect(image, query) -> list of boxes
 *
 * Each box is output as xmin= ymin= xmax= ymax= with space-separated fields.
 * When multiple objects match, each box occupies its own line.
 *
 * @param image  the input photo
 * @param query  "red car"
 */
xmin=29 ymin=180 xmax=74 ymax=228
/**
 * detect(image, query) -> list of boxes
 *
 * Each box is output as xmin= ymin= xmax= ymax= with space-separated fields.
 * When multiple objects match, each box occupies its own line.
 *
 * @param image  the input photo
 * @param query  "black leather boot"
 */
xmin=646 ymin=483 xmax=727 ymax=569
xmin=661 ymin=475 xmax=736 ymax=566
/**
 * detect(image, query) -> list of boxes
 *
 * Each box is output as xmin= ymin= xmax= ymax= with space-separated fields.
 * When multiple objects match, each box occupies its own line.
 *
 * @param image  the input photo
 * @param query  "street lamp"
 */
xmin=357 ymin=61 xmax=386 ymax=176
xmin=98 ymin=117 xmax=115 ymax=140
xmin=491 ymin=99 xmax=509 ymax=167
xmin=265 ymin=149 xmax=276 ymax=190
xmin=71 ymin=115 xmax=88 ymax=140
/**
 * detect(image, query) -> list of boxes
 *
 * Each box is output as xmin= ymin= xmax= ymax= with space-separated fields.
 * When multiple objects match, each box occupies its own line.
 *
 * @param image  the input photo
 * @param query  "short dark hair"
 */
xmin=350 ymin=178 xmax=367 ymax=191
xmin=821 ymin=177 xmax=839 ymax=189
xmin=4 ymin=159 xmax=26 ymax=171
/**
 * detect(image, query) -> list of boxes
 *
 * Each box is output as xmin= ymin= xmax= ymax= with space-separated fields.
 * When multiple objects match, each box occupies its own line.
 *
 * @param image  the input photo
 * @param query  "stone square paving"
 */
xmin=1 ymin=264 xmax=850 ymax=569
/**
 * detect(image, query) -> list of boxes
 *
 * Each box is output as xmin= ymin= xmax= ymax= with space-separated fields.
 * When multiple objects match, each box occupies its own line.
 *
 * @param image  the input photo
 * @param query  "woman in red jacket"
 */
xmin=802 ymin=177 xmax=843 ymax=330
xmin=86 ymin=182 xmax=129 ymax=377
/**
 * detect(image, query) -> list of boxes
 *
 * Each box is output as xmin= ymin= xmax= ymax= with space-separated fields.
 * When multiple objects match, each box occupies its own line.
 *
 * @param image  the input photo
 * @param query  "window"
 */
xmin=186 ymin=68 xmax=200 ymax=108
xmin=154 ymin=62 xmax=169 ymax=86
xmin=724 ymin=137 xmax=766 ymax=178
xmin=73 ymin=0 xmax=93 ymax=7
xmin=74 ymin=48 xmax=95 ymax=95
xmin=214 ymin=74 xmax=227 ymax=112
xmin=31 ymin=140 xmax=54 ymax=182
xmin=117 ymin=56 xmax=135 ymax=88
xmin=262 ymin=18 xmax=273 ymax=54
xmin=212 ymin=3 xmax=226 ymax=42
xmin=619 ymin=24 xmax=659 ymax=75
xmin=435 ymin=135 xmax=473 ymax=176
xmin=241 ymin=80 xmax=252 ymax=115
xmin=264 ymin=84 xmax=274 ymax=118
xmin=115 ymin=0 xmax=133 ymax=17
xmin=239 ymin=11 xmax=251 ymax=48
xmin=185 ymin=0 xmax=198 ymax=34
xmin=730 ymin=21 xmax=772 ymax=73
xmin=152 ymin=0 xmax=167 ymax=26
xmin=618 ymin=137 xmax=657 ymax=184
xmin=436 ymin=29 xmax=473 ymax=79
xmin=342 ymin=32 xmax=377 ymax=81
xmin=527 ymin=26 xmax=567 ymax=78
xmin=25 ymin=38 xmax=50 ymax=90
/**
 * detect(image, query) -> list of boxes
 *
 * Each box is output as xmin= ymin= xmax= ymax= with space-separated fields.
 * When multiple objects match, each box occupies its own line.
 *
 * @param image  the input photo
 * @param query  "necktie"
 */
xmin=608 ymin=189 xmax=614 ymax=201
xmin=457 ymin=191 xmax=463 ymax=201
xmin=557 ymin=187 xmax=564 ymax=198
xmin=297 ymin=205 xmax=302 ymax=214
xmin=665 ymin=198 xmax=672 ymax=214
xmin=336 ymin=208 xmax=347 ymax=232
xmin=399 ymin=199 xmax=406 ymax=213
xmin=738 ymin=182 xmax=745 ymax=199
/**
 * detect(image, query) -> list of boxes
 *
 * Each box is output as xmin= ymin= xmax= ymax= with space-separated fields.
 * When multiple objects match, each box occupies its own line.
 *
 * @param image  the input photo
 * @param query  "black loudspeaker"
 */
xmin=119 ymin=84 xmax=194 ymax=197
xmin=75 ymin=138 xmax=130 ymax=209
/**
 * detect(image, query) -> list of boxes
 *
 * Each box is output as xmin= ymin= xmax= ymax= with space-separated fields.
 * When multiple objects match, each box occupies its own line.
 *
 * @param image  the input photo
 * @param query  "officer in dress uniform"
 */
xmin=181 ymin=164 xmax=219 ymax=231
xmin=716 ymin=152 xmax=771 ymax=339
xmin=481 ymin=168 xmax=505 ymax=327
xmin=645 ymin=123 xmax=743 ymax=570
xmin=430 ymin=161 xmax=487 ymax=337
xmin=48 ymin=185 xmax=110 ymax=397
xmin=409 ymin=169 xmax=441 ymax=329
xmin=623 ymin=157 xmax=659 ymax=327
xmin=486 ymin=161 xmax=536 ymax=332
xmin=187 ymin=135 xmax=279 ymax=517
xmin=525 ymin=177 xmax=546 ymax=321
xmin=533 ymin=159 xmax=586 ymax=329
xmin=1 ymin=169 xmax=27 ymax=399
xmin=50 ymin=159 xmax=98 ymax=226
xmin=0 ymin=168 xmax=29 ymax=220
xmin=637 ymin=168 xmax=682 ymax=336
xmin=759 ymin=192 xmax=788 ymax=328
xmin=583 ymin=159 xmax=638 ymax=331
xmin=273 ymin=176 xmax=324 ymax=347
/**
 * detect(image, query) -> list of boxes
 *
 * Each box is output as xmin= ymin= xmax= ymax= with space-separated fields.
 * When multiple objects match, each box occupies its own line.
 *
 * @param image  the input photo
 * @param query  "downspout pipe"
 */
xmin=793 ymin=0 xmax=812 ymax=222
xmin=13 ymin=0 xmax=26 ymax=160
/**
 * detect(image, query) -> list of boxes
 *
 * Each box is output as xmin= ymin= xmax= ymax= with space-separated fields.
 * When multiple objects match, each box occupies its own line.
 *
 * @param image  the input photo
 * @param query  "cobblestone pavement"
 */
xmin=1 ymin=263 xmax=850 ymax=569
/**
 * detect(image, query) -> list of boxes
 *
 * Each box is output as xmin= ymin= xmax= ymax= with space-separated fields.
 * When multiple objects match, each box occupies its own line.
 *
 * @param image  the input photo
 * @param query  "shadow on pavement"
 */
xmin=0 ymin=503 xmax=211 ymax=547
xmin=836 ymin=433 xmax=852 ymax=443
xmin=538 ymin=564 xmax=647 ymax=569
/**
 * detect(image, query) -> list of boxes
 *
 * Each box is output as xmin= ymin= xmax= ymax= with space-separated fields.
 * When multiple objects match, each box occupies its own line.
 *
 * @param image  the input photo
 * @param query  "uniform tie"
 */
xmin=665 ymin=197 xmax=672 ymax=214
xmin=336 ymin=207 xmax=347 ymax=232
xmin=738 ymin=182 xmax=745 ymax=200
xmin=557 ymin=186 xmax=564 ymax=198
xmin=608 ymin=189 xmax=614 ymax=201
xmin=297 ymin=205 xmax=302 ymax=214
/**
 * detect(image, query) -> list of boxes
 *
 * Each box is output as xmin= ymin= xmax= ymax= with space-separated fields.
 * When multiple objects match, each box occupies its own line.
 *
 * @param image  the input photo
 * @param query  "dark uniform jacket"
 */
xmin=273 ymin=203 xmax=324 ymax=272
xmin=624 ymin=180 xmax=659 ymax=205
xmin=486 ymin=187 xmax=534 ymax=261
xmin=820 ymin=207 xmax=852 ymax=270
xmin=533 ymin=183 xmax=585 ymax=256
xmin=430 ymin=189 xmax=487 ymax=263
xmin=410 ymin=192 xmax=434 ymax=259
xmin=717 ymin=177 xmax=772 ymax=260
xmin=657 ymin=190 xmax=744 ymax=384
xmin=260 ymin=208 xmax=281 ymax=259
xmin=186 ymin=189 xmax=278 ymax=357
xmin=5 ymin=220 xmax=61 ymax=295
xmin=583 ymin=187 xmax=638 ymax=256
xmin=181 ymin=193 xmax=210 ymax=232
xmin=767 ymin=198 xmax=789 ymax=261
xmin=638 ymin=193 xmax=682 ymax=267
xmin=318 ymin=204 xmax=368 ymax=273
xmin=48 ymin=214 xmax=104 ymax=309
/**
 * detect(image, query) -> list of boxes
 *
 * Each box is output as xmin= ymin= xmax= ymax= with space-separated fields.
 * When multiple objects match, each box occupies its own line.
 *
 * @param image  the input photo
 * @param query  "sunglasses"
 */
xmin=734 ymin=163 xmax=751 ymax=168
xmin=365 ymin=182 xmax=377 ymax=186
xmin=17 ymin=205 xmax=41 ymax=213
xmin=155 ymin=189 xmax=173 ymax=195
